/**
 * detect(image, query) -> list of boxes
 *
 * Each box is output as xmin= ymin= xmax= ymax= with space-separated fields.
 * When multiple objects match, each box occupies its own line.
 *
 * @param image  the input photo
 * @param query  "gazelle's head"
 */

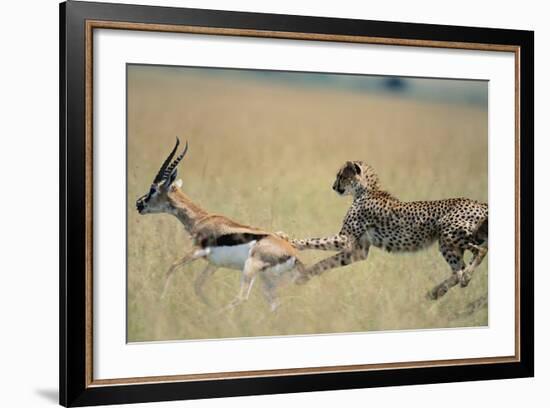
xmin=332 ymin=160 xmax=379 ymax=197
xmin=136 ymin=138 xmax=188 ymax=215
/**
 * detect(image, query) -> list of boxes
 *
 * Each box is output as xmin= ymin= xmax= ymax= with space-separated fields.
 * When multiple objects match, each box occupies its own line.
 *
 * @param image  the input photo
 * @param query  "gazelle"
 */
xmin=136 ymin=138 xmax=305 ymax=311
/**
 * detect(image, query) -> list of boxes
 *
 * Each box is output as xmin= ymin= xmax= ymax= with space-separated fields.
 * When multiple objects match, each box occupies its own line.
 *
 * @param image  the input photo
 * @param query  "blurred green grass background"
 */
xmin=127 ymin=65 xmax=488 ymax=342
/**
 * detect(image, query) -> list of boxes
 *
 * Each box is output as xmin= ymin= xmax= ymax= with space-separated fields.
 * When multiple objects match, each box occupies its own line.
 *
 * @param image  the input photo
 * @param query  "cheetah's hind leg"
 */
xmin=459 ymin=242 xmax=488 ymax=288
xmin=460 ymin=218 xmax=488 ymax=287
xmin=428 ymin=244 xmax=465 ymax=300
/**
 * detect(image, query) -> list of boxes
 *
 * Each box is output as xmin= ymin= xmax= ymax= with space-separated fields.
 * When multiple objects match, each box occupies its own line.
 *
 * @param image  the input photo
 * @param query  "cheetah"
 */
xmin=288 ymin=161 xmax=488 ymax=300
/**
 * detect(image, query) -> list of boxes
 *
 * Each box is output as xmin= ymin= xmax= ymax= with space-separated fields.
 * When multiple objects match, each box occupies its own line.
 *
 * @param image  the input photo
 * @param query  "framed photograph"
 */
xmin=60 ymin=1 xmax=534 ymax=406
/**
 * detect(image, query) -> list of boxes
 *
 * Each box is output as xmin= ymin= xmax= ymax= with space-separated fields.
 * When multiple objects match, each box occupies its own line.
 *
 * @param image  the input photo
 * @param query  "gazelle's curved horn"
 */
xmin=163 ymin=140 xmax=189 ymax=179
xmin=153 ymin=138 xmax=180 ymax=183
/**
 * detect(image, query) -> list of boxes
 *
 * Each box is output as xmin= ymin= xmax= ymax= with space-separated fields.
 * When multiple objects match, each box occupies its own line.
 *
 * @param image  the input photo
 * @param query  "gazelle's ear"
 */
xmin=174 ymin=179 xmax=183 ymax=188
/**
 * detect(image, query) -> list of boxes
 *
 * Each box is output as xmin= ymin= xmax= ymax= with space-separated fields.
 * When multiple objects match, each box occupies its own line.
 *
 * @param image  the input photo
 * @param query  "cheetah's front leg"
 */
xmin=290 ymin=234 xmax=349 ymax=251
xmin=296 ymin=245 xmax=370 ymax=284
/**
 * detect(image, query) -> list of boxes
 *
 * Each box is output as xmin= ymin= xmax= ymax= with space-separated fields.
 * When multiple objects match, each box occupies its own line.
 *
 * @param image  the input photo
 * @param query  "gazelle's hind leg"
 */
xmin=194 ymin=264 xmax=218 ymax=306
xmin=222 ymin=236 xmax=299 ymax=312
xmin=259 ymin=259 xmax=305 ymax=312
xmin=259 ymin=273 xmax=280 ymax=312
xmin=428 ymin=244 xmax=465 ymax=300
xmin=222 ymin=256 xmax=264 ymax=311
xmin=459 ymin=242 xmax=488 ymax=287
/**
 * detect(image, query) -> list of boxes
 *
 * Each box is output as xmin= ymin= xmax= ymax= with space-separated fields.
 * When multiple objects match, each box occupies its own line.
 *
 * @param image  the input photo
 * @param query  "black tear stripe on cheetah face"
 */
xmin=291 ymin=161 xmax=488 ymax=300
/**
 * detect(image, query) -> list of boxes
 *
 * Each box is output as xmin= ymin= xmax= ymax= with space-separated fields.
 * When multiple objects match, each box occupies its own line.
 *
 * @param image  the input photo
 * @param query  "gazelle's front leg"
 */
xmin=160 ymin=248 xmax=209 ymax=299
xmin=296 ymin=244 xmax=370 ymax=284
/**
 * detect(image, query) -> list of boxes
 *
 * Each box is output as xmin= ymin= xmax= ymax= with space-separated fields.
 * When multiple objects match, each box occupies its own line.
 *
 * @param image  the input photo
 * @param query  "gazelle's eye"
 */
xmin=149 ymin=186 xmax=157 ymax=197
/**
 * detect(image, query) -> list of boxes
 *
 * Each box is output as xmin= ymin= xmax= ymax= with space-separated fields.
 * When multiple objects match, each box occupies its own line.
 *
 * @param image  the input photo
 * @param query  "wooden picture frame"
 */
xmin=60 ymin=1 xmax=534 ymax=406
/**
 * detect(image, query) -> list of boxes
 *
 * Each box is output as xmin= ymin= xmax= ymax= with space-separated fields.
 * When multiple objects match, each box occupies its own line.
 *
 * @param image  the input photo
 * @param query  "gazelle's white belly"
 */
xmin=205 ymin=241 xmax=256 ymax=270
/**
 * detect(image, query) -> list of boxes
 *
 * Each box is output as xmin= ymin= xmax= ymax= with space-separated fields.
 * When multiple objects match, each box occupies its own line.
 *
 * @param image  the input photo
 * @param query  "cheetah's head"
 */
xmin=333 ymin=161 xmax=379 ymax=197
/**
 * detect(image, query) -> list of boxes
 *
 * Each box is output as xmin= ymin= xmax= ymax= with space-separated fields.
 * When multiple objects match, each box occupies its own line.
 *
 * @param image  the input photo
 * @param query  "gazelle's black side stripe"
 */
xmin=199 ymin=233 xmax=268 ymax=248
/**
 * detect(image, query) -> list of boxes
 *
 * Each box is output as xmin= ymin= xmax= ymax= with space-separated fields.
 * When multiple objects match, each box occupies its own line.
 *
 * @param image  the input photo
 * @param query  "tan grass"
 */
xmin=126 ymin=66 xmax=488 ymax=342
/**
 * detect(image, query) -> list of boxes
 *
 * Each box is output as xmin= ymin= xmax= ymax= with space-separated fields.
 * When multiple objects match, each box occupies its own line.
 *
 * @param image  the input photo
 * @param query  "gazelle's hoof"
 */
xmin=295 ymin=274 xmax=311 ymax=285
xmin=218 ymin=297 xmax=244 ymax=313
xmin=159 ymin=288 xmax=169 ymax=301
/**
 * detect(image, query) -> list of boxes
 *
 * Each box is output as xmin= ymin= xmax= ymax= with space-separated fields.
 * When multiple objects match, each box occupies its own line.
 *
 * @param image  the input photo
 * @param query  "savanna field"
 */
xmin=127 ymin=66 xmax=488 ymax=342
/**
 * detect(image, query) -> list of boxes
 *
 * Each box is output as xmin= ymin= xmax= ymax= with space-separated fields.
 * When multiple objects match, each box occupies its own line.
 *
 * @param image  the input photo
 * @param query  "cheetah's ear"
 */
xmin=345 ymin=160 xmax=361 ymax=174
